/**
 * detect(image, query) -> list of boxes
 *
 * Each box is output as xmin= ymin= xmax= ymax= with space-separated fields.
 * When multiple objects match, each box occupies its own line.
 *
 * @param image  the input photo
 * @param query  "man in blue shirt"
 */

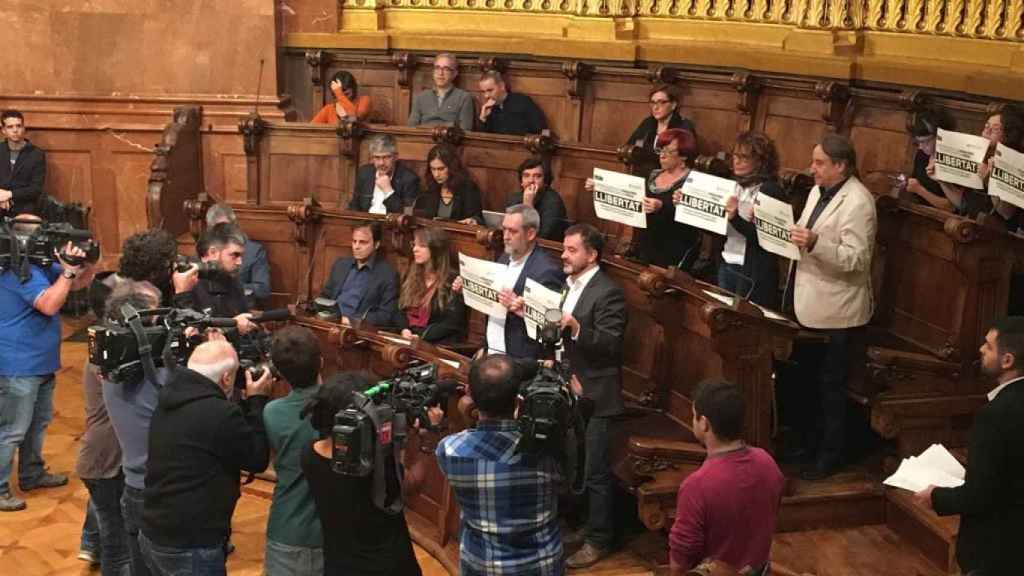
xmin=319 ymin=222 xmax=402 ymax=328
xmin=437 ymin=354 xmax=563 ymax=576
xmin=0 ymin=216 xmax=93 ymax=511
xmin=262 ymin=326 xmax=324 ymax=575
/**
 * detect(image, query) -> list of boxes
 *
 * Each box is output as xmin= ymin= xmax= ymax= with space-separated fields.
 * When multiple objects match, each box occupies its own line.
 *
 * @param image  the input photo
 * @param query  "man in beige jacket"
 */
xmin=787 ymin=133 xmax=877 ymax=480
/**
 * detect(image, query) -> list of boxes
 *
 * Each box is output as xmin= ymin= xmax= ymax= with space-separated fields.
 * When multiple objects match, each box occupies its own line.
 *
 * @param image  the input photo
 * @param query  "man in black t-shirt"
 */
xmin=300 ymin=372 xmax=424 ymax=576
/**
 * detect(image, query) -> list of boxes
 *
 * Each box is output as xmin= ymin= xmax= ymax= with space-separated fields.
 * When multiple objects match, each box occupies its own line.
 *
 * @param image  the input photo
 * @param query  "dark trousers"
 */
xmin=717 ymin=263 xmax=753 ymax=300
xmin=83 ymin=474 xmax=131 ymax=576
xmin=584 ymin=416 xmax=614 ymax=549
xmin=814 ymin=326 xmax=865 ymax=466
xmin=139 ymin=532 xmax=226 ymax=576
xmin=121 ymin=484 xmax=152 ymax=576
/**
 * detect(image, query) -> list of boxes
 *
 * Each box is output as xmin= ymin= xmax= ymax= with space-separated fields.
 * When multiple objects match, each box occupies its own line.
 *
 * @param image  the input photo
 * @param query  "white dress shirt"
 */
xmin=562 ymin=264 xmax=600 ymax=317
xmin=369 ymin=183 xmax=394 ymax=215
xmin=485 ymin=248 xmax=533 ymax=355
xmin=987 ymin=375 xmax=1024 ymax=401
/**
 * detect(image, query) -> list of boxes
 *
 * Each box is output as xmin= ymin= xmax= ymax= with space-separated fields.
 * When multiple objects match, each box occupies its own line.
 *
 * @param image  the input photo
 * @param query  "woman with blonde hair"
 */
xmin=399 ymin=227 xmax=467 ymax=344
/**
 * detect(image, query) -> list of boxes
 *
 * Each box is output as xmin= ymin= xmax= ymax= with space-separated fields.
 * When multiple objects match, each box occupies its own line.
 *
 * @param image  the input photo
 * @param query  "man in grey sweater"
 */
xmin=408 ymin=53 xmax=475 ymax=131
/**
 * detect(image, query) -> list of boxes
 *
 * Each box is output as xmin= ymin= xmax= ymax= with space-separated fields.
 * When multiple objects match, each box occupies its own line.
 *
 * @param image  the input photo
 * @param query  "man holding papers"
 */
xmin=454 ymin=204 xmax=563 ymax=359
xmin=786 ymin=134 xmax=877 ymax=481
xmin=915 ymin=317 xmax=1024 ymax=576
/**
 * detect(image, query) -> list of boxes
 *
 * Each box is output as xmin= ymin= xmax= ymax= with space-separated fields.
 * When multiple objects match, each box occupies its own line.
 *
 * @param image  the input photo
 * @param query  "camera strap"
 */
xmin=356 ymin=396 xmax=405 ymax=516
xmin=120 ymin=303 xmax=163 ymax=388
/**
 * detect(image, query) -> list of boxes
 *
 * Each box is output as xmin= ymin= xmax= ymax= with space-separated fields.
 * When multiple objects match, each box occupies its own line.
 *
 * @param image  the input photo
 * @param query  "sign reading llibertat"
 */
xmin=458 ymin=253 xmax=506 ymax=319
xmin=592 ymin=168 xmax=647 ymax=229
xmin=753 ymin=193 xmax=801 ymax=261
xmin=522 ymin=278 xmax=562 ymax=341
xmin=673 ymin=171 xmax=737 ymax=235
xmin=933 ymin=128 xmax=989 ymax=189
xmin=989 ymin=142 xmax=1024 ymax=210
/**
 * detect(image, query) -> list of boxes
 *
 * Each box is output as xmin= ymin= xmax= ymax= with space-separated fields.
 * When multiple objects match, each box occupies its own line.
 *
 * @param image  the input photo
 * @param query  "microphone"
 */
xmin=201 ymin=317 xmax=240 ymax=329
xmin=676 ymin=242 xmax=700 ymax=271
xmin=251 ymin=308 xmax=291 ymax=323
xmin=253 ymin=57 xmax=264 ymax=117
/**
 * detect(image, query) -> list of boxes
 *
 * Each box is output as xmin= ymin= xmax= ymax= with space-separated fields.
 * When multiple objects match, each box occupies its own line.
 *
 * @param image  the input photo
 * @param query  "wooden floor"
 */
xmin=0 ymin=321 xmax=946 ymax=576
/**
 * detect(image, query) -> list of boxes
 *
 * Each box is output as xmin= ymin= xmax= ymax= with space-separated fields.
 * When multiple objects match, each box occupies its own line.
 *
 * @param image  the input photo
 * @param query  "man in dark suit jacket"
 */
xmin=504 ymin=156 xmax=568 ymax=242
xmin=477 ymin=71 xmax=547 ymax=136
xmin=916 ymin=316 xmax=1024 ymax=576
xmin=319 ymin=222 xmax=402 ymax=329
xmin=455 ymin=204 xmax=563 ymax=360
xmin=558 ymin=223 xmax=628 ymax=570
xmin=348 ymin=134 xmax=420 ymax=214
xmin=0 ymin=110 xmax=46 ymax=216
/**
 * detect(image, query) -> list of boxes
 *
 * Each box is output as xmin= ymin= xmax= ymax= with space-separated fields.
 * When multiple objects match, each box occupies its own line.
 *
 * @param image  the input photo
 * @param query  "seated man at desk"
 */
xmin=408 ymin=52 xmax=475 ymax=131
xmin=478 ymin=70 xmax=547 ymax=136
xmin=319 ymin=222 xmax=403 ymax=329
xmin=504 ymin=156 xmax=567 ymax=242
xmin=348 ymin=134 xmax=420 ymax=215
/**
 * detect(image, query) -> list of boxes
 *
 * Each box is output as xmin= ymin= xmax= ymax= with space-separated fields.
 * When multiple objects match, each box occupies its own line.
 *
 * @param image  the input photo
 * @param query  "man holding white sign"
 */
xmin=453 ymin=204 xmax=563 ymax=359
xmin=785 ymin=134 xmax=876 ymax=481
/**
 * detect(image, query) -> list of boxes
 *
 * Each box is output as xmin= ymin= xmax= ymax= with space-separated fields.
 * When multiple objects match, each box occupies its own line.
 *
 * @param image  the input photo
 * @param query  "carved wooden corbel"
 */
xmin=392 ymin=52 xmax=417 ymax=88
xmin=647 ymin=65 xmax=677 ymax=86
xmin=182 ymin=192 xmax=213 ymax=241
xmin=943 ymin=216 xmax=979 ymax=244
xmin=730 ymin=72 xmax=762 ymax=116
xmin=238 ymin=113 xmax=267 ymax=156
xmin=986 ymin=101 xmax=1005 ymax=116
xmin=561 ymin=61 xmax=593 ymax=100
xmin=524 ymin=131 xmax=557 ymax=156
xmin=431 ymin=125 xmax=465 ymax=147
xmin=478 ymin=56 xmax=509 ymax=75
xmin=814 ymin=81 xmax=851 ymax=131
xmin=305 ymin=50 xmax=325 ymax=88
xmin=474 ymin=227 xmax=502 ymax=252
xmin=335 ymin=120 xmax=364 ymax=158
xmin=287 ymin=196 xmax=322 ymax=246
xmin=899 ymin=89 xmax=929 ymax=133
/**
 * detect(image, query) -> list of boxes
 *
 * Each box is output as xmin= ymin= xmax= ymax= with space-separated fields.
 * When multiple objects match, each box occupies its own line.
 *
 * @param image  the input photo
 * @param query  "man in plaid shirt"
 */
xmin=436 ymin=355 xmax=563 ymax=575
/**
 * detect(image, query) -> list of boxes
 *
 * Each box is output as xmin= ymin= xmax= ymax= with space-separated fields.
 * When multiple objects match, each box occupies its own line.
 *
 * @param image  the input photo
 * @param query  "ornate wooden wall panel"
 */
xmin=582 ymin=76 xmax=657 ymax=147
xmin=757 ymin=90 xmax=830 ymax=174
xmin=262 ymin=132 xmax=346 ymax=207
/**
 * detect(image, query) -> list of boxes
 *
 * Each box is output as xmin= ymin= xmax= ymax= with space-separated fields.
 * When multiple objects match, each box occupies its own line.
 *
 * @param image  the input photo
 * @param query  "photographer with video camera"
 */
xmin=300 ymin=371 xmax=424 ymax=576
xmin=174 ymin=222 xmax=256 ymax=335
xmin=0 ymin=214 xmax=94 ymax=512
xmin=558 ymin=223 xmax=628 ymax=570
xmin=140 ymin=337 xmax=273 ymax=575
xmin=437 ymin=354 xmax=563 ymax=576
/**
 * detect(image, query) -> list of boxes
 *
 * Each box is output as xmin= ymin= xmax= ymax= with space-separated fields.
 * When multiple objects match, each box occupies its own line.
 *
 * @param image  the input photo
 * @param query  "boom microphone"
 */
xmin=251 ymin=308 xmax=291 ymax=323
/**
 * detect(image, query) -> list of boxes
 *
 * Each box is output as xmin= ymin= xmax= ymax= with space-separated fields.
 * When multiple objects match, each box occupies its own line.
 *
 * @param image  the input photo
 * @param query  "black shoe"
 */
xmin=20 ymin=473 xmax=68 ymax=491
xmin=800 ymin=459 xmax=839 ymax=481
xmin=562 ymin=528 xmax=585 ymax=548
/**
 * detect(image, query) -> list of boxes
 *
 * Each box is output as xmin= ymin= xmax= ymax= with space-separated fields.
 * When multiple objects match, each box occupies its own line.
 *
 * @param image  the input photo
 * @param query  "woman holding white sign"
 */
xmin=586 ymin=128 xmax=701 ymax=268
xmin=712 ymin=132 xmax=785 ymax=308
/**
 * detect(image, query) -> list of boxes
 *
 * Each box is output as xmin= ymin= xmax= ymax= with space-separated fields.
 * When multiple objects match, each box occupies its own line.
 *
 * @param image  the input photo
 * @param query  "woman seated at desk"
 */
xmin=585 ymin=128 xmax=701 ymax=268
xmin=310 ymin=70 xmax=371 ymax=124
xmin=398 ymin=227 xmax=467 ymax=344
xmin=413 ymin=144 xmax=485 ymax=225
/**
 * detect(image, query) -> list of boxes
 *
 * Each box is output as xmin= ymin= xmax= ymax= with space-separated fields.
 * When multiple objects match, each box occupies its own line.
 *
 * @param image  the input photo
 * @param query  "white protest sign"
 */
xmin=592 ymin=168 xmax=647 ymax=229
xmin=989 ymin=142 xmax=1024 ymax=210
xmin=523 ymin=279 xmax=563 ymax=341
xmin=933 ymin=128 xmax=989 ymax=190
xmin=673 ymin=171 xmax=736 ymax=235
xmin=753 ymin=193 xmax=801 ymax=261
xmin=457 ymin=253 xmax=507 ymax=319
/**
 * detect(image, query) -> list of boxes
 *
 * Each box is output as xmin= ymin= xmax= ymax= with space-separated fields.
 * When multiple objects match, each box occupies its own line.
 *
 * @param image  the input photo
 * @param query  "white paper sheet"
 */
xmin=883 ymin=444 xmax=965 ymax=493
xmin=458 ymin=253 xmax=507 ymax=319
xmin=753 ymin=193 xmax=801 ymax=261
xmin=989 ymin=142 xmax=1024 ymax=210
xmin=592 ymin=168 xmax=648 ymax=228
xmin=934 ymin=128 xmax=989 ymax=190
xmin=673 ymin=171 xmax=737 ymax=236
xmin=523 ymin=279 xmax=563 ymax=341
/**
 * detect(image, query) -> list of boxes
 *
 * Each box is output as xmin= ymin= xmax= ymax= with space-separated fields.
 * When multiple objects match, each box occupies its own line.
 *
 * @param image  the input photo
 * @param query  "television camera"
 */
xmin=0 ymin=216 xmax=100 ymax=282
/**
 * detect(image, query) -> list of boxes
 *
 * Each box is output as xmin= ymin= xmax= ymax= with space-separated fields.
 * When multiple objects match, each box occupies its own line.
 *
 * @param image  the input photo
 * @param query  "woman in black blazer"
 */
xmin=716 ymin=131 xmax=785 ymax=309
xmin=398 ymin=227 xmax=467 ymax=344
xmin=413 ymin=144 xmax=484 ymax=225
xmin=625 ymin=84 xmax=696 ymax=154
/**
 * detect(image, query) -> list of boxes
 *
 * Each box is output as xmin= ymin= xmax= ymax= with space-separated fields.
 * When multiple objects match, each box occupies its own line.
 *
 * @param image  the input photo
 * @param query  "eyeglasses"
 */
xmin=433 ymin=66 xmax=456 ymax=73
xmin=650 ymin=99 xmax=672 ymax=106
xmin=654 ymin=146 xmax=679 ymax=156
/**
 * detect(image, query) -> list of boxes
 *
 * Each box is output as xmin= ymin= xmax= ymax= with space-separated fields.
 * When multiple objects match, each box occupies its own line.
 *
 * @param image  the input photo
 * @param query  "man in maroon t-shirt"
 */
xmin=669 ymin=379 xmax=785 ymax=575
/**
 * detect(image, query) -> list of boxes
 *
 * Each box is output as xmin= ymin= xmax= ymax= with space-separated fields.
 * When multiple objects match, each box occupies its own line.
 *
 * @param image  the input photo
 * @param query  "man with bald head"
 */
xmin=141 ymin=338 xmax=272 ymax=575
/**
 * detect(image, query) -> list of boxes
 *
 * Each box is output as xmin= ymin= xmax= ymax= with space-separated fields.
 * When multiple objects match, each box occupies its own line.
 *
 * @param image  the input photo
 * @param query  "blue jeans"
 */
xmin=264 ymin=538 xmax=324 ymax=576
xmin=81 ymin=498 xmax=100 ymax=554
xmin=584 ymin=416 xmax=615 ymax=549
xmin=138 ymin=532 xmax=226 ymax=576
xmin=84 ymin=474 xmax=131 ymax=576
xmin=121 ymin=485 xmax=152 ymax=576
xmin=0 ymin=375 xmax=56 ymax=493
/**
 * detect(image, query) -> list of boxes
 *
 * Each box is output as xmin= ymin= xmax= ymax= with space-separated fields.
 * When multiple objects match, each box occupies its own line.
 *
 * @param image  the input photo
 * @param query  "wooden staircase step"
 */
xmin=777 ymin=470 xmax=885 ymax=532
xmin=885 ymin=488 xmax=959 ymax=574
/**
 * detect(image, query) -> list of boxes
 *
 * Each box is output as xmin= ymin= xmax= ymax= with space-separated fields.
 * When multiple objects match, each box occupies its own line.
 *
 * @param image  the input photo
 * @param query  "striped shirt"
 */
xmin=436 ymin=419 xmax=563 ymax=575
